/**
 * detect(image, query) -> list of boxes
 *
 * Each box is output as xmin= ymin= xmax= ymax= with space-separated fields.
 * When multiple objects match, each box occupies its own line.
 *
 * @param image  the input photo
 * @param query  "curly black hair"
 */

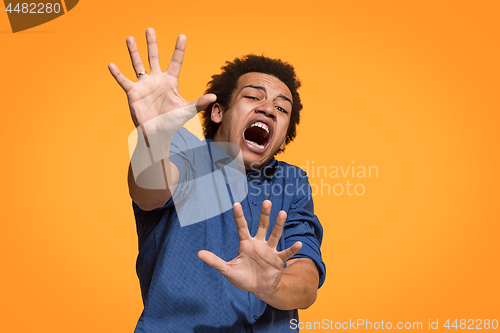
xmin=202 ymin=55 xmax=303 ymax=148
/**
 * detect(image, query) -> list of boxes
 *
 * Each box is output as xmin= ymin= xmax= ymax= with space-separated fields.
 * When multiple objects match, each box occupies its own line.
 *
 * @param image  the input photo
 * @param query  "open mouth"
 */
xmin=243 ymin=121 xmax=270 ymax=151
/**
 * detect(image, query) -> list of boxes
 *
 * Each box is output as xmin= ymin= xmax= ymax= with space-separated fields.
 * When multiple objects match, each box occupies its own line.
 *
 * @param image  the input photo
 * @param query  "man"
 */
xmin=109 ymin=28 xmax=325 ymax=332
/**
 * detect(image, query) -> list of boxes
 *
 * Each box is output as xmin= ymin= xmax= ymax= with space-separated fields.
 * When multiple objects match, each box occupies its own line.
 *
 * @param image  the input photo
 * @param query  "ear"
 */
xmin=279 ymin=138 xmax=286 ymax=151
xmin=211 ymin=103 xmax=223 ymax=124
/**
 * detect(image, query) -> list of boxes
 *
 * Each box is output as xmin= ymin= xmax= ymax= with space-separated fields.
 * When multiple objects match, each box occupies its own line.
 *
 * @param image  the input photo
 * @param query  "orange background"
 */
xmin=1 ymin=1 xmax=499 ymax=331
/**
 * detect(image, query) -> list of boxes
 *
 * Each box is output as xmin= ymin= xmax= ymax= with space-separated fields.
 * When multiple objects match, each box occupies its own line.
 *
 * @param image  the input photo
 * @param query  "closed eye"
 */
xmin=244 ymin=96 xmax=259 ymax=100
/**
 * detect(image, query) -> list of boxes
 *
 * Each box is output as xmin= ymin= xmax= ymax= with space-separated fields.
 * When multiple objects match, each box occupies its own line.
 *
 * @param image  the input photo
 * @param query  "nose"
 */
xmin=256 ymin=100 xmax=276 ymax=119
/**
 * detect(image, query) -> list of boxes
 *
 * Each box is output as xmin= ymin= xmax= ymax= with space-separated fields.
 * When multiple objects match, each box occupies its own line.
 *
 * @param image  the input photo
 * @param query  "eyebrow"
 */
xmin=241 ymin=85 xmax=293 ymax=105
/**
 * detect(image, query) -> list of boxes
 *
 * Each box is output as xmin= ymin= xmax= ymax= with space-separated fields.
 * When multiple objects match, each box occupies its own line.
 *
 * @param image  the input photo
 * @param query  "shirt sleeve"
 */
xmin=283 ymin=173 xmax=326 ymax=288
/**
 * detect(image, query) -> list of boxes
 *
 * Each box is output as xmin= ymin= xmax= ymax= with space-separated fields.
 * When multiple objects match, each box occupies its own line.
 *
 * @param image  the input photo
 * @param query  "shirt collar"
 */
xmin=206 ymin=139 xmax=241 ymax=171
xmin=206 ymin=139 xmax=278 ymax=180
xmin=246 ymin=158 xmax=278 ymax=182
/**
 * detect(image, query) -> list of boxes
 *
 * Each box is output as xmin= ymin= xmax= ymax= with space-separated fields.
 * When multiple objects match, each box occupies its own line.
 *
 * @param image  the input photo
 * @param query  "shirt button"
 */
xmin=252 ymin=202 xmax=257 ymax=206
xmin=254 ymin=315 xmax=258 ymax=320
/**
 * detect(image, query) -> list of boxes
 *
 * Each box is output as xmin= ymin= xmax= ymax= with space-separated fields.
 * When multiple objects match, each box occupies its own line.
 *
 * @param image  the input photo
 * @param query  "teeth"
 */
xmin=246 ymin=140 xmax=265 ymax=149
xmin=251 ymin=122 xmax=269 ymax=134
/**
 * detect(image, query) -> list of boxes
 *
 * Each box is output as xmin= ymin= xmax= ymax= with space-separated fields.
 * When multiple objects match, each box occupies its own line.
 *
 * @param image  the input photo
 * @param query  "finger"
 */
xmin=255 ymin=200 xmax=272 ymax=241
xmin=165 ymin=34 xmax=186 ymax=78
xmin=108 ymin=63 xmax=134 ymax=92
xmin=267 ymin=210 xmax=287 ymax=248
xmin=278 ymin=241 xmax=302 ymax=263
xmin=126 ymin=36 xmax=146 ymax=78
xmin=192 ymin=93 xmax=217 ymax=112
xmin=198 ymin=250 xmax=228 ymax=276
xmin=232 ymin=203 xmax=251 ymax=241
xmin=146 ymin=28 xmax=161 ymax=74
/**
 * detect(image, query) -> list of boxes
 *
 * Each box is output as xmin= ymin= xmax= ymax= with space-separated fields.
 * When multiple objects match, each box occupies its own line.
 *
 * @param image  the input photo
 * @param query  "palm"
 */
xmin=224 ymin=237 xmax=288 ymax=294
xmin=108 ymin=29 xmax=215 ymax=130
xmin=127 ymin=73 xmax=185 ymax=127
xmin=198 ymin=201 xmax=302 ymax=297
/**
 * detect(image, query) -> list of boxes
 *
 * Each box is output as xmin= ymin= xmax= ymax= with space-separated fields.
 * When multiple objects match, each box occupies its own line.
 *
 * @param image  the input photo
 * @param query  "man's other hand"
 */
xmin=199 ymin=200 xmax=318 ymax=310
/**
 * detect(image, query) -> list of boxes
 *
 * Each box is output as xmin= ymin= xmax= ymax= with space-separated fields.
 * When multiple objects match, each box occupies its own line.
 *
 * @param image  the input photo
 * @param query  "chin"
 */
xmin=241 ymin=152 xmax=269 ymax=172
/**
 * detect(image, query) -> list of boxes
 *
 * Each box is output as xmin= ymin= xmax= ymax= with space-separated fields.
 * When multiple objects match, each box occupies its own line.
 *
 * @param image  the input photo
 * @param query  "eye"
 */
xmin=276 ymin=106 xmax=288 ymax=114
xmin=244 ymin=96 xmax=259 ymax=100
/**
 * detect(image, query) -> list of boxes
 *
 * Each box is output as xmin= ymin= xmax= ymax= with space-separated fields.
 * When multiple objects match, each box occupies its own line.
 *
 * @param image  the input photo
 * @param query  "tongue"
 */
xmin=244 ymin=126 xmax=269 ymax=146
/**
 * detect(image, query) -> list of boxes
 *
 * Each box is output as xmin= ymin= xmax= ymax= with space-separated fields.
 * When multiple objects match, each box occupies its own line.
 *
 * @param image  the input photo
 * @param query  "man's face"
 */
xmin=212 ymin=72 xmax=293 ymax=171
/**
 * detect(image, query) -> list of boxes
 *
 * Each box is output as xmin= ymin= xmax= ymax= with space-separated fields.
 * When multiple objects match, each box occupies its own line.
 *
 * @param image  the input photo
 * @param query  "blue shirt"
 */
xmin=133 ymin=128 xmax=326 ymax=332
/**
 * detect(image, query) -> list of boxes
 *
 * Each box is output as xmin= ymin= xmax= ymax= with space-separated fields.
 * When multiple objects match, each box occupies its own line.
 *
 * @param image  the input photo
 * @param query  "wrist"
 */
xmin=252 ymin=279 xmax=288 ymax=310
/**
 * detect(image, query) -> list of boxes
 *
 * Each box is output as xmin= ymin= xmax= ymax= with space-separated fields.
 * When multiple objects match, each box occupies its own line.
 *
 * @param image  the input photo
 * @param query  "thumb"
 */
xmin=193 ymin=93 xmax=217 ymax=112
xmin=198 ymin=250 xmax=228 ymax=276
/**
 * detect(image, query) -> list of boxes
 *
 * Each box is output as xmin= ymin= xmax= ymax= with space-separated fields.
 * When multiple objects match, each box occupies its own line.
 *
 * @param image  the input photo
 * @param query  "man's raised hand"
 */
xmin=198 ymin=200 xmax=302 ymax=299
xmin=108 ymin=28 xmax=216 ymax=133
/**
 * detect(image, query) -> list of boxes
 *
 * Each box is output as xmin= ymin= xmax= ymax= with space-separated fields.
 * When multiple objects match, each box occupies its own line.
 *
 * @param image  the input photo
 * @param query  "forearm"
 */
xmin=253 ymin=258 xmax=319 ymax=311
xmin=127 ymin=161 xmax=175 ymax=210
xmin=128 ymin=132 xmax=179 ymax=211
